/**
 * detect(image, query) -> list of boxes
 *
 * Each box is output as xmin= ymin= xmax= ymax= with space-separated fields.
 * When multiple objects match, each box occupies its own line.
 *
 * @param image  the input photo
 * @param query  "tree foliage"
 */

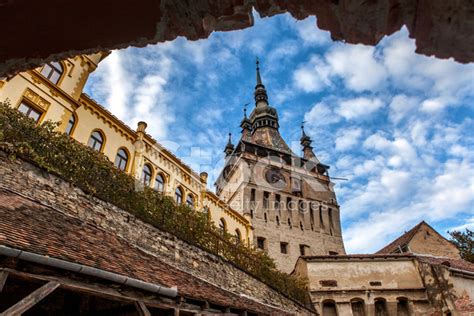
xmin=0 ymin=102 xmax=310 ymax=305
xmin=448 ymin=228 xmax=474 ymax=263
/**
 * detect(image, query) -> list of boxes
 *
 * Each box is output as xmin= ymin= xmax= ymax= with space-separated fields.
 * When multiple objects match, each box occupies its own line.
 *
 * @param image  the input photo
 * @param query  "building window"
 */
xmin=280 ymin=242 xmax=288 ymax=254
xmin=319 ymin=205 xmax=324 ymax=228
xmin=264 ymin=212 xmax=267 ymax=222
xmin=300 ymin=221 xmax=304 ymax=231
xmin=219 ymin=218 xmax=226 ymax=234
xmin=374 ymin=299 xmax=388 ymax=316
xmin=186 ymin=194 xmax=194 ymax=208
xmin=298 ymin=200 xmax=305 ymax=213
xmin=310 ymin=203 xmax=315 ymax=225
xmin=235 ymin=229 xmax=241 ymax=242
xmin=175 ymin=187 xmax=183 ymax=204
xmin=397 ymin=298 xmax=410 ymax=316
xmin=65 ymin=113 xmax=76 ymax=135
xmin=263 ymin=191 xmax=269 ymax=209
xmin=299 ymin=244 xmax=309 ymax=256
xmin=322 ymin=301 xmax=338 ymax=316
xmin=114 ymin=148 xmax=129 ymax=171
xmin=257 ymin=237 xmax=266 ymax=250
xmin=329 ymin=251 xmax=339 ymax=255
xmin=351 ymin=299 xmax=365 ymax=316
xmin=154 ymin=173 xmax=165 ymax=192
xmin=288 ymin=218 xmax=292 ymax=228
xmin=87 ymin=130 xmax=104 ymax=152
xmin=287 ymin=197 xmax=293 ymax=212
xmin=141 ymin=164 xmax=153 ymax=187
xmin=275 ymin=194 xmax=281 ymax=210
xmin=329 ymin=208 xmax=334 ymax=228
xmin=40 ymin=62 xmax=64 ymax=85
xmin=18 ymin=102 xmax=42 ymax=123
xmin=276 ymin=216 xmax=280 ymax=226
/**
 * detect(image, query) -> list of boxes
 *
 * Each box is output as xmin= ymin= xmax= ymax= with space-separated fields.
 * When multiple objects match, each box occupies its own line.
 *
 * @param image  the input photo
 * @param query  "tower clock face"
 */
xmin=265 ymin=168 xmax=286 ymax=189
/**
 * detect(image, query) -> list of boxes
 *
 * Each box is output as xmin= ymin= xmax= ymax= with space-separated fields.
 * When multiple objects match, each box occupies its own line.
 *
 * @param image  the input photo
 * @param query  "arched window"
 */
xmin=375 ymin=298 xmax=388 ymax=316
xmin=154 ymin=173 xmax=165 ymax=192
xmin=300 ymin=221 xmax=304 ymax=230
xmin=175 ymin=187 xmax=183 ymax=204
xmin=88 ymin=130 xmax=104 ymax=152
xmin=65 ymin=113 xmax=76 ymax=135
xmin=288 ymin=218 xmax=292 ymax=228
xmin=114 ymin=148 xmax=129 ymax=171
xmin=264 ymin=213 xmax=267 ymax=222
xmin=397 ymin=298 xmax=410 ymax=316
xmin=322 ymin=300 xmax=338 ymax=316
xmin=186 ymin=194 xmax=194 ymax=208
xmin=141 ymin=164 xmax=152 ymax=186
xmin=40 ymin=62 xmax=63 ymax=84
xmin=219 ymin=218 xmax=226 ymax=234
xmin=235 ymin=229 xmax=241 ymax=242
xmin=276 ymin=216 xmax=280 ymax=226
xmin=351 ymin=299 xmax=366 ymax=316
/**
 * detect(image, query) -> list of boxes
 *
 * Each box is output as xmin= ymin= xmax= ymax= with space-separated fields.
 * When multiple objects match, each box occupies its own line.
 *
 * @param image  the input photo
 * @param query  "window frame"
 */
xmin=186 ymin=194 xmax=195 ymax=209
xmin=154 ymin=173 xmax=165 ymax=192
xmin=17 ymin=100 xmax=44 ymax=123
xmin=114 ymin=147 xmax=129 ymax=172
xmin=141 ymin=164 xmax=153 ymax=187
xmin=175 ymin=187 xmax=183 ymax=204
xmin=39 ymin=61 xmax=64 ymax=85
xmin=87 ymin=130 xmax=105 ymax=152
xmin=65 ymin=113 xmax=77 ymax=136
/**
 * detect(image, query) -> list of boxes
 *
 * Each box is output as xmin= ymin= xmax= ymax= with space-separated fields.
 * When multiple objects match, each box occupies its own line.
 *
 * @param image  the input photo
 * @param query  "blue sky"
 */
xmin=85 ymin=12 xmax=474 ymax=254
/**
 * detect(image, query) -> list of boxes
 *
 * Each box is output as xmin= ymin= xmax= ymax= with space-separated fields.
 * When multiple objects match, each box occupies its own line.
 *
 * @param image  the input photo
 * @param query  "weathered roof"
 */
xmin=375 ymin=221 xmax=449 ymax=254
xmin=0 ymin=189 xmax=295 ymax=314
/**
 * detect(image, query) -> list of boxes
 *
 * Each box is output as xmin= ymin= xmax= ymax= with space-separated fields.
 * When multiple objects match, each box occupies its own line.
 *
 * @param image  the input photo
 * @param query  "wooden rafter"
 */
xmin=1 ymin=281 xmax=60 ymax=315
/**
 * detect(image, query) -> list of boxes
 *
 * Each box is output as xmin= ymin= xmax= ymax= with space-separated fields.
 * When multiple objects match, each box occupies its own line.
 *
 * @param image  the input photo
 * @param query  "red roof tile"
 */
xmin=0 ymin=189 xmax=298 ymax=314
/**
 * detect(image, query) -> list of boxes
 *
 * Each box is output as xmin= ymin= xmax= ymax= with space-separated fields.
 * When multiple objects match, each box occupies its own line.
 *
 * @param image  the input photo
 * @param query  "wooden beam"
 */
xmin=0 ymin=271 xmax=8 ymax=292
xmin=135 ymin=301 xmax=151 ymax=316
xmin=3 ymin=268 xmax=202 ymax=313
xmin=1 ymin=281 xmax=60 ymax=315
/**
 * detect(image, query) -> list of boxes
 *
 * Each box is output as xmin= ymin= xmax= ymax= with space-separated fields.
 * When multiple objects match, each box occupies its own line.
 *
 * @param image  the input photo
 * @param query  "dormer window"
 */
xmin=40 ymin=62 xmax=63 ymax=85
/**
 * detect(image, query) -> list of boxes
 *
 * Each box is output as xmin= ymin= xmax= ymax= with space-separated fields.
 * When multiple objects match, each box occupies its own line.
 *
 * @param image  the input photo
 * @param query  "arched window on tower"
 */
xmin=40 ymin=61 xmax=64 ymax=85
xmin=114 ymin=148 xmax=129 ymax=171
xmin=175 ymin=187 xmax=183 ymax=204
xmin=276 ymin=216 xmax=280 ymax=226
xmin=154 ymin=173 xmax=165 ymax=192
xmin=88 ymin=130 xmax=105 ymax=152
xmin=141 ymin=164 xmax=153 ymax=187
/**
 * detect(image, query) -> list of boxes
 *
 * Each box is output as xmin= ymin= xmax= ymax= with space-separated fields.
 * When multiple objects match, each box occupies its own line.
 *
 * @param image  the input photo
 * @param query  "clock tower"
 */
xmin=215 ymin=59 xmax=345 ymax=272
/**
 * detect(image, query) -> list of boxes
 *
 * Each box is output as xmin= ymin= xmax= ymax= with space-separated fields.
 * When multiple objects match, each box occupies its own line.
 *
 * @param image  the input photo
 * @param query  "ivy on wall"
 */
xmin=0 ymin=102 xmax=310 ymax=306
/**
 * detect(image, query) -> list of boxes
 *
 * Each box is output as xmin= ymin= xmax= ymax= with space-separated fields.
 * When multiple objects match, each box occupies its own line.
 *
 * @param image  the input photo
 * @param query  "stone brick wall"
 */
xmin=0 ymin=151 xmax=313 ymax=315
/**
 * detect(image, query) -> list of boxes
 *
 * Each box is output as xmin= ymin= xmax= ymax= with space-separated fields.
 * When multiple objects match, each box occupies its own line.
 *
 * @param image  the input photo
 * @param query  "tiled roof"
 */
xmin=375 ymin=221 xmax=428 ymax=254
xmin=0 ymin=189 xmax=294 ymax=314
xmin=416 ymin=255 xmax=474 ymax=273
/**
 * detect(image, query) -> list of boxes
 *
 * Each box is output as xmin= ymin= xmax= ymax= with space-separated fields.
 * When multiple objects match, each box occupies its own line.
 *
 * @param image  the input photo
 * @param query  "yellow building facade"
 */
xmin=0 ymin=53 xmax=252 ymax=245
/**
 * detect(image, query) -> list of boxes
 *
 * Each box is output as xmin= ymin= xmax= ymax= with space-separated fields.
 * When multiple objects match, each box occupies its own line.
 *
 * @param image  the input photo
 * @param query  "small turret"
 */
xmin=224 ymin=133 xmax=234 ymax=157
xmin=300 ymin=123 xmax=319 ymax=163
xmin=240 ymin=104 xmax=252 ymax=140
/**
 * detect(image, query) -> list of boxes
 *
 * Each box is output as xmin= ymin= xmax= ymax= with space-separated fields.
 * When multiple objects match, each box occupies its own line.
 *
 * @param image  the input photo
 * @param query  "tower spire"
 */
xmin=240 ymin=103 xmax=252 ymax=140
xmin=254 ymin=57 xmax=268 ymax=106
xmin=300 ymin=122 xmax=319 ymax=163
xmin=256 ymin=57 xmax=263 ymax=86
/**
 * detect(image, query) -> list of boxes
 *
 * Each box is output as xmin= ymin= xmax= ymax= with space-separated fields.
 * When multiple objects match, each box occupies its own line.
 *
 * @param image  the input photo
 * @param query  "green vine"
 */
xmin=0 ymin=101 xmax=310 ymax=305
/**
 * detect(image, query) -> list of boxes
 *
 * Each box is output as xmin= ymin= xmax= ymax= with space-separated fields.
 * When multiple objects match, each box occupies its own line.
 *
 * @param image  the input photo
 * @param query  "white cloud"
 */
xmin=304 ymin=101 xmax=340 ymax=128
xmin=420 ymin=97 xmax=449 ymax=113
xmin=293 ymin=16 xmax=331 ymax=46
xmin=335 ymin=128 xmax=363 ymax=151
xmin=336 ymin=97 xmax=384 ymax=120
xmin=389 ymin=94 xmax=419 ymax=124
xmin=293 ymin=56 xmax=332 ymax=93
xmin=325 ymin=44 xmax=387 ymax=92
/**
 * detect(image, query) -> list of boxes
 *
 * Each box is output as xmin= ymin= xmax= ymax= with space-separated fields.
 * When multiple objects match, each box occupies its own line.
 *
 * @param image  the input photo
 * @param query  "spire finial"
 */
xmin=256 ymin=57 xmax=263 ymax=86
xmin=243 ymin=103 xmax=249 ymax=118
xmin=301 ymin=120 xmax=307 ymax=136
xmin=224 ymin=132 xmax=234 ymax=156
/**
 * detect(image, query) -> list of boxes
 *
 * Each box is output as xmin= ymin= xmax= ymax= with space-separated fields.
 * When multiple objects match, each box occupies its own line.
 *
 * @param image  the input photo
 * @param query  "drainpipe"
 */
xmin=0 ymin=245 xmax=178 ymax=298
